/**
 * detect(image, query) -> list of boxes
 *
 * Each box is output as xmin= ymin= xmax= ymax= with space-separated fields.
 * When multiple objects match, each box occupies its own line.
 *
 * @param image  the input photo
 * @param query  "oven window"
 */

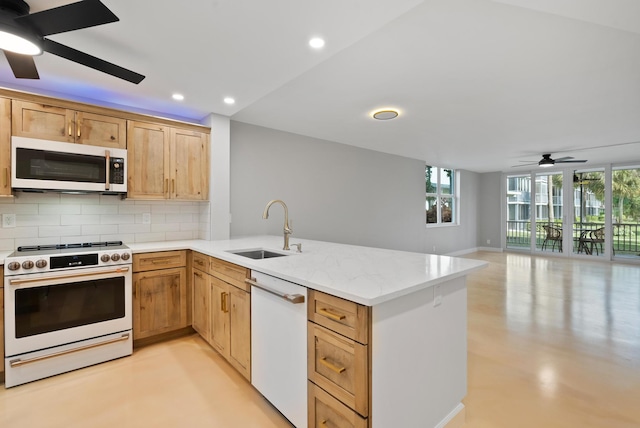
xmin=14 ymin=277 xmax=125 ymax=338
xmin=15 ymin=148 xmax=106 ymax=183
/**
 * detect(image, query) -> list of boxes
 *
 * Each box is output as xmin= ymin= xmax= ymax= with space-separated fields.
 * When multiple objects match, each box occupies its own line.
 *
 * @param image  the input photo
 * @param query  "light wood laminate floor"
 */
xmin=1 ymin=251 xmax=638 ymax=427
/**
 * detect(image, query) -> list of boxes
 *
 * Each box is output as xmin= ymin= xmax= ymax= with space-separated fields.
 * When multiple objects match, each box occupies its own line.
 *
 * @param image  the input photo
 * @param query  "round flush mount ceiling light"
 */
xmin=172 ymin=93 xmax=184 ymax=101
xmin=309 ymin=37 xmax=325 ymax=49
xmin=371 ymin=109 xmax=399 ymax=120
xmin=223 ymin=97 xmax=235 ymax=105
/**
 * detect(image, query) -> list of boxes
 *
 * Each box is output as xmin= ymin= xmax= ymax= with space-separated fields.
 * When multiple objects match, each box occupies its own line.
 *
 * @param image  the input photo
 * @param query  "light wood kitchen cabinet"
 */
xmin=308 ymin=290 xmax=371 ymax=427
xmin=190 ymin=252 xmax=251 ymax=381
xmin=1 ymin=98 xmax=10 ymax=197
xmin=192 ymin=267 xmax=211 ymax=340
xmin=133 ymin=251 xmax=188 ymax=340
xmin=12 ymin=100 xmax=126 ymax=149
xmin=127 ymin=121 xmax=209 ymax=200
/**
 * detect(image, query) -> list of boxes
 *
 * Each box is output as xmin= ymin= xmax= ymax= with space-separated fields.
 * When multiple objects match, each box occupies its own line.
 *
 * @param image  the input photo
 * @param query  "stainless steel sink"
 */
xmin=228 ymin=249 xmax=288 ymax=260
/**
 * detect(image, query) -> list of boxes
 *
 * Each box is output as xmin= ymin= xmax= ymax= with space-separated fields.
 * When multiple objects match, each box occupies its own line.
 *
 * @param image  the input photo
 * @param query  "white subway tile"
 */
xmin=119 ymin=223 xmax=150 ymax=234
xmin=82 ymin=204 xmax=118 ymax=215
xmin=100 ymin=214 xmax=134 ymax=225
xmin=165 ymin=213 xmax=193 ymax=223
xmin=165 ymin=231 xmax=196 ymax=241
xmin=61 ymin=215 xmax=101 ymax=226
xmin=40 ymin=225 xmax=82 ymax=238
xmin=133 ymin=232 xmax=166 ymax=243
xmin=60 ymin=194 xmax=100 ymax=205
xmin=151 ymin=204 xmax=190 ymax=214
xmin=1 ymin=227 xmax=38 ymax=239
xmin=151 ymin=223 xmax=180 ymax=233
xmin=7 ymin=204 xmax=39 ymax=214
xmin=17 ymin=215 xmax=60 ymax=227
xmin=150 ymin=214 xmax=166 ymax=224
xmin=39 ymin=204 xmax=81 ymax=215
xmin=82 ymin=224 xmax=118 ymax=235
xmin=60 ymin=235 xmax=100 ymax=245
xmin=119 ymin=204 xmax=151 ymax=214
xmin=180 ymin=223 xmax=199 ymax=231
xmin=99 ymin=195 xmax=126 ymax=205
xmin=0 ymin=238 xmax=15 ymax=251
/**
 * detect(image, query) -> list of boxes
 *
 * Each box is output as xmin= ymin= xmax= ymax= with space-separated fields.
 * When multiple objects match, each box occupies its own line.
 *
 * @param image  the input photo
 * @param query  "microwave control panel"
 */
xmin=110 ymin=158 xmax=125 ymax=184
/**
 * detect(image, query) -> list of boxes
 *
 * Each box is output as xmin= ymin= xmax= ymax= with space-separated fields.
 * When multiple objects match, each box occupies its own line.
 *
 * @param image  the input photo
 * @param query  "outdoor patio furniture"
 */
xmin=578 ymin=227 xmax=605 ymax=255
xmin=542 ymin=225 xmax=562 ymax=252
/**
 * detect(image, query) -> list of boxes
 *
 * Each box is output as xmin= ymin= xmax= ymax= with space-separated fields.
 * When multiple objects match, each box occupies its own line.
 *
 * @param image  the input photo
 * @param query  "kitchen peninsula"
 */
xmin=128 ymin=235 xmax=487 ymax=428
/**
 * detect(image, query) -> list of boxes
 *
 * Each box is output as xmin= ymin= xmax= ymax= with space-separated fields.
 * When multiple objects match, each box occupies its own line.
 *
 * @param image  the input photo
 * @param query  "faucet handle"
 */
xmin=291 ymin=243 xmax=302 ymax=253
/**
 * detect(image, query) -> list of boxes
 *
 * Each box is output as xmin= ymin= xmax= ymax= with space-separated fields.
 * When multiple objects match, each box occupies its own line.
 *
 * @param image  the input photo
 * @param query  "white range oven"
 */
xmin=3 ymin=241 xmax=133 ymax=388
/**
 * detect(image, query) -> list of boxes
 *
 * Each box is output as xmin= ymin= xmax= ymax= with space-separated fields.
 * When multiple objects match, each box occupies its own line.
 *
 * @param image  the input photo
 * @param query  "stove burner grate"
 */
xmin=17 ymin=241 xmax=124 ymax=252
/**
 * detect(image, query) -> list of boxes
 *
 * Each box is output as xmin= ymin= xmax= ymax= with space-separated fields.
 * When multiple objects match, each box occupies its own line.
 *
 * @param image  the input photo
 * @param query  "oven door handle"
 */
xmin=9 ymin=333 xmax=130 ymax=367
xmin=9 ymin=266 xmax=130 ymax=286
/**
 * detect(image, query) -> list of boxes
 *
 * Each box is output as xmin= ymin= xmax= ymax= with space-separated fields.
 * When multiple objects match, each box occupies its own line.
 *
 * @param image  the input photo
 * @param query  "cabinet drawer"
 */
xmin=309 ymin=381 xmax=367 ymax=428
xmin=308 ymin=290 xmax=369 ymax=344
xmin=191 ymin=251 xmax=211 ymax=275
xmin=133 ymin=250 xmax=186 ymax=272
xmin=308 ymin=323 xmax=368 ymax=417
xmin=211 ymin=257 xmax=250 ymax=291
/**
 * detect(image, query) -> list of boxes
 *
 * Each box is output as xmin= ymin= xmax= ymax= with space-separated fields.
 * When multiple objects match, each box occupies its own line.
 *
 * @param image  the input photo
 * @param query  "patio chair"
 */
xmin=541 ymin=225 xmax=562 ymax=252
xmin=589 ymin=227 xmax=605 ymax=255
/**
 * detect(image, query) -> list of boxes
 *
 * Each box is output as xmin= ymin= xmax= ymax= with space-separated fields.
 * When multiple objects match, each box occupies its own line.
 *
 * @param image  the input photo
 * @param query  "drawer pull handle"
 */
xmin=318 ymin=308 xmax=346 ymax=321
xmin=320 ymin=420 xmax=330 ymax=427
xmin=319 ymin=357 xmax=345 ymax=374
xmin=194 ymin=271 xmax=203 ymax=278
xmin=150 ymin=258 xmax=172 ymax=264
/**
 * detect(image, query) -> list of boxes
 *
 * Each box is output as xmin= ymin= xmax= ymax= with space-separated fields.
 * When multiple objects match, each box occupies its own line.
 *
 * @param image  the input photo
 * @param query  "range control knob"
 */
xmin=111 ymin=253 xmax=120 ymax=261
xmin=121 ymin=252 xmax=130 ymax=261
xmin=22 ymin=260 xmax=34 ymax=269
xmin=35 ymin=259 xmax=48 ymax=268
xmin=101 ymin=254 xmax=111 ymax=262
xmin=7 ymin=261 xmax=20 ymax=271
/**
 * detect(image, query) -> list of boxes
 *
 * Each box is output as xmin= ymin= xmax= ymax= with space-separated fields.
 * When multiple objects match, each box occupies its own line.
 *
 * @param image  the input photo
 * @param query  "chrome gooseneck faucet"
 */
xmin=262 ymin=199 xmax=291 ymax=250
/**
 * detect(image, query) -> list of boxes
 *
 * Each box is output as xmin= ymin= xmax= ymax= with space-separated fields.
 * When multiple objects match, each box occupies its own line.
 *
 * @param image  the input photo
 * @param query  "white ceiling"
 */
xmin=1 ymin=0 xmax=639 ymax=173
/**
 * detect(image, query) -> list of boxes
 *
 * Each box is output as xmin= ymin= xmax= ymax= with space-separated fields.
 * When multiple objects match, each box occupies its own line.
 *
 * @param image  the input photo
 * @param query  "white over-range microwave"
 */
xmin=11 ymin=136 xmax=127 ymax=194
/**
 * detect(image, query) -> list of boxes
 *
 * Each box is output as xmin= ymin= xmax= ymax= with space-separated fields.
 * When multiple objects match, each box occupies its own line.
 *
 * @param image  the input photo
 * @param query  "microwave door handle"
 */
xmin=105 ymin=150 xmax=111 ymax=191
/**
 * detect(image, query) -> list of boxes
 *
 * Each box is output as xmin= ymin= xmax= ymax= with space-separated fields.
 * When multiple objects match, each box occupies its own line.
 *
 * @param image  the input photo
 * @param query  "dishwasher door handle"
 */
xmin=245 ymin=278 xmax=305 ymax=304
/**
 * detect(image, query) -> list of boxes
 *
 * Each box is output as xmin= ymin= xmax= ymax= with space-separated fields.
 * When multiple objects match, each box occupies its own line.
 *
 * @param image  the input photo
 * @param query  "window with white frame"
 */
xmin=426 ymin=166 xmax=457 ymax=225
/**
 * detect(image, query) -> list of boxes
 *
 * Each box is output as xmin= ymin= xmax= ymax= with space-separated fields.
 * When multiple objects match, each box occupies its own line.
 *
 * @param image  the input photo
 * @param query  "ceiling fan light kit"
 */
xmin=0 ymin=0 xmax=144 ymax=83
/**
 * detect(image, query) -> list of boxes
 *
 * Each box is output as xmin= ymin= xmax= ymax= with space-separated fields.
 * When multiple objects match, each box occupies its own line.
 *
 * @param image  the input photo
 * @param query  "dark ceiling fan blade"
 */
xmin=556 ymin=159 xmax=587 ymax=163
xmin=511 ymin=162 xmax=538 ymax=167
xmin=3 ymin=50 xmax=39 ymax=79
xmin=15 ymin=0 xmax=118 ymax=36
xmin=43 ymin=39 xmax=145 ymax=84
xmin=553 ymin=156 xmax=574 ymax=162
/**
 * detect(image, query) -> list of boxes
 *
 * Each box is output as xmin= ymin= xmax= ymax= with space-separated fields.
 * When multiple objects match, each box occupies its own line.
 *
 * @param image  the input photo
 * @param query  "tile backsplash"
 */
xmin=0 ymin=192 xmax=210 ymax=251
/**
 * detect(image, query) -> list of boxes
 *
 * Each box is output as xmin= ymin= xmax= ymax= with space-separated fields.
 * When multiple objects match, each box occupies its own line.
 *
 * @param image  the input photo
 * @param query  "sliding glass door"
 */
xmin=505 ymin=165 xmax=640 ymax=261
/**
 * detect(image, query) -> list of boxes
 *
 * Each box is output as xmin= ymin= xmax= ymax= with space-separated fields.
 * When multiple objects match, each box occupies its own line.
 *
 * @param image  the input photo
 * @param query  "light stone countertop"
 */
xmin=127 ymin=235 xmax=488 ymax=306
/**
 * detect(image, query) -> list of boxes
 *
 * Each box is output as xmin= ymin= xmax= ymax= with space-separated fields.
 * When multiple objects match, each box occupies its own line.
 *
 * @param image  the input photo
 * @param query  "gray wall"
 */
xmin=230 ymin=121 xmax=481 ymax=254
xmin=476 ymin=172 xmax=502 ymax=249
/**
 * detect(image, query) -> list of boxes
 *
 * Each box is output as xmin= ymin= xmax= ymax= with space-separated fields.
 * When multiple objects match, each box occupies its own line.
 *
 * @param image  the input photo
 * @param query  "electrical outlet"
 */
xmin=142 ymin=213 xmax=151 ymax=225
xmin=434 ymin=284 xmax=442 ymax=307
xmin=432 ymin=245 xmax=436 ymax=252
xmin=2 ymin=213 xmax=16 ymax=228
xmin=487 ymin=239 xmax=491 ymax=245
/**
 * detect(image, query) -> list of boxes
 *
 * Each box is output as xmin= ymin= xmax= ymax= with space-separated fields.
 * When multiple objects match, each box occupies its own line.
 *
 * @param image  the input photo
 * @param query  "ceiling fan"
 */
xmin=0 ymin=0 xmax=144 ymax=83
xmin=513 ymin=153 xmax=588 ymax=168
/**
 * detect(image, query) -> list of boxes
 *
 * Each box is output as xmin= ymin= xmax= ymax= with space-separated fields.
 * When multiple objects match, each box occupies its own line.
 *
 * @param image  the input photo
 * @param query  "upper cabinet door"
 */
xmin=1 ymin=98 xmax=11 ymax=197
xmin=127 ymin=121 xmax=170 ymax=199
xmin=12 ymin=100 xmax=75 ymax=143
xmin=75 ymin=112 xmax=126 ymax=149
xmin=170 ymin=128 xmax=210 ymax=200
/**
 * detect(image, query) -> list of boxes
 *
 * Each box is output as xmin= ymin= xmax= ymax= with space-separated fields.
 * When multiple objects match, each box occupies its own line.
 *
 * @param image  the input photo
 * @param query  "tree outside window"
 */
xmin=426 ymin=166 xmax=456 ymax=225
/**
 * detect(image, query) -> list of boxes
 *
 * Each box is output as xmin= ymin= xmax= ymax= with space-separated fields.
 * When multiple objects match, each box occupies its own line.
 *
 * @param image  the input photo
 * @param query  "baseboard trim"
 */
xmin=445 ymin=246 xmax=502 ymax=256
xmin=437 ymin=403 xmax=466 ymax=428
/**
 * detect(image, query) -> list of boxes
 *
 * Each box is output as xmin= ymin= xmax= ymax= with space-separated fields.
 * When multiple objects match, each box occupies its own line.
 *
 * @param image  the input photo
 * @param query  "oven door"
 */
xmin=4 ymin=265 xmax=132 ymax=357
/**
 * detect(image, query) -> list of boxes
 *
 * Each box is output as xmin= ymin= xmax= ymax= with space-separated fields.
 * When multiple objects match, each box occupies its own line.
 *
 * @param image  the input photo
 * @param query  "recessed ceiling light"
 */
xmin=224 ymin=97 xmax=235 ymax=105
xmin=371 ymin=109 xmax=400 ymax=120
xmin=309 ymin=37 xmax=325 ymax=49
xmin=172 ymin=93 xmax=184 ymax=101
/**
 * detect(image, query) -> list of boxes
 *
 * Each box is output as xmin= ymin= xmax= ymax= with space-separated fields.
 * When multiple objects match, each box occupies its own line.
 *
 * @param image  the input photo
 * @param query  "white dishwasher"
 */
xmin=249 ymin=271 xmax=308 ymax=428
